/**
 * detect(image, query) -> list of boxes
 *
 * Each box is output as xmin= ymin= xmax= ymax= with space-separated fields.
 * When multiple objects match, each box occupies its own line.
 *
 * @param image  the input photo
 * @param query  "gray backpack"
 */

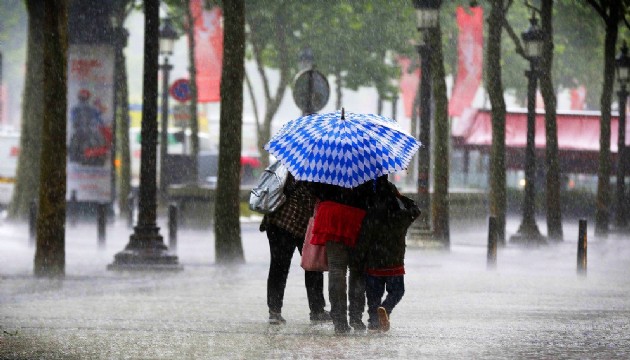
xmin=248 ymin=161 xmax=289 ymax=214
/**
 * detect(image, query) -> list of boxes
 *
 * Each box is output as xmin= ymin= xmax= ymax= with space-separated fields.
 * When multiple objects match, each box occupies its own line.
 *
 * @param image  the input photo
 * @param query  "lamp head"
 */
xmin=159 ymin=18 xmax=179 ymax=56
xmin=521 ymin=13 xmax=544 ymax=61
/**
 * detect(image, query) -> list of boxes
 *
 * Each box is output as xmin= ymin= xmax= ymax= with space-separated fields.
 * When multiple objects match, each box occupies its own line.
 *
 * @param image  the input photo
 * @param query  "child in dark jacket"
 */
xmin=353 ymin=177 xmax=420 ymax=332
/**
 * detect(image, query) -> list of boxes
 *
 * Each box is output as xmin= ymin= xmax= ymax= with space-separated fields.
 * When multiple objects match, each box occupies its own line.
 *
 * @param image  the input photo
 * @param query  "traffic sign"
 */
xmin=172 ymin=104 xmax=191 ymax=126
xmin=169 ymin=79 xmax=192 ymax=102
xmin=293 ymin=69 xmax=329 ymax=114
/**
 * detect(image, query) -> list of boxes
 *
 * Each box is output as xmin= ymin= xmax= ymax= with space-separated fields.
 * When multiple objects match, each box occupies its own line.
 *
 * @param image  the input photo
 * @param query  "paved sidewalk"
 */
xmin=1 ymin=216 xmax=630 ymax=359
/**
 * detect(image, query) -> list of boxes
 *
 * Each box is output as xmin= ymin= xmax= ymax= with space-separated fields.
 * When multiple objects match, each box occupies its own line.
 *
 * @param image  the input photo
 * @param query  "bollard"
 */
xmin=577 ymin=219 xmax=587 ymax=275
xmin=29 ymin=200 xmax=37 ymax=247
xmin=127 ymin=193 xmax=134 ymax=229
xmin=97 ymin=203 xmax=107 ymax=248
xmin=69 ymin=190 xmax=78 ymax=226
xmin=487 ymin=216 xmax=497 ymax=269
xmin=168 ymin=203 xmax=178 ymax=251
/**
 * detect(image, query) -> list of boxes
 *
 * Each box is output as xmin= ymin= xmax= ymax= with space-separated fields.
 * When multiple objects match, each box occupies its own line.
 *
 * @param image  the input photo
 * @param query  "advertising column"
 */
xmin=67 ymin=45 xmax=115 ymax=202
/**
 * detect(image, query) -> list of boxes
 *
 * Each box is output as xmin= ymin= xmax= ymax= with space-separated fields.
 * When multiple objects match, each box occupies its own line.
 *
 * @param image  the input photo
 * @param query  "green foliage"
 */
xmin=165 ymin=1 xmax=615 ymax=112
xmin=245 ymin=0 xmax=417 ymax=101
xmin=474 ymin=0 xmax=606 ymax=108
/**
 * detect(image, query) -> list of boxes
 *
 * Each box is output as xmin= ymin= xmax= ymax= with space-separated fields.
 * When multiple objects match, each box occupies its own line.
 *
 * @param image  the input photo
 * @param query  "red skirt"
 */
xmin=310 ymin=201 xmax=366 ymax=248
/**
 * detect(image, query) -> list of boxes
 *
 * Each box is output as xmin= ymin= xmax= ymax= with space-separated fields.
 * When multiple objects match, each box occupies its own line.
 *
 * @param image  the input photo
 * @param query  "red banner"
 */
xmin=191 ymin=2 xmax=223 ymax=103
xmin=448 ymin=6 xmax=483 ymax=117
xmin=398 ymin=56 xmax=420 ymax=119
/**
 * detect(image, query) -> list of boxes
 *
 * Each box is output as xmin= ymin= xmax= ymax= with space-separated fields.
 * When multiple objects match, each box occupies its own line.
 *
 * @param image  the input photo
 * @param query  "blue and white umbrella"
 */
xmin=264 ymin=109 xmax=421 ymax=188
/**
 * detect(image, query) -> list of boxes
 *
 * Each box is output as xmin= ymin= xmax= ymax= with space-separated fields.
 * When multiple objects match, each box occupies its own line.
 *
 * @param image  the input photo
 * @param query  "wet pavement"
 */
xmin=1 ymin=214 xmax=630 ymax=359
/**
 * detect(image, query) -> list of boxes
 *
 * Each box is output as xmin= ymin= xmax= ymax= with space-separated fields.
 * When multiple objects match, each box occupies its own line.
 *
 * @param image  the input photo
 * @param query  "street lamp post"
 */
xmin=108 ymin=2 xmax=180 ymax=271
xmin=510 ymin=13 xmax=546 ymax=245
xmin=298 ymin=47 xmax=315 ymax=116
xmin=410 ymin=0 xmax=440 ymax=241
xmin=615 ymin=41 xmax=630 ymax=228
xmin=159 ymin=18 xmax=178 ymax=202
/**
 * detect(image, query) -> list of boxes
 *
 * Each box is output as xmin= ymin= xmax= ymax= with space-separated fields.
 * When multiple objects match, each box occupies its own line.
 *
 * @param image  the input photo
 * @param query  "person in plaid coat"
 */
xmin=261 ymin=173 xmax=331 ymax=324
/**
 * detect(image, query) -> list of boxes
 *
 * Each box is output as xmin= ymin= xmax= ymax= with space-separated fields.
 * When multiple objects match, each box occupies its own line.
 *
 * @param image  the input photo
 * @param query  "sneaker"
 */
xmin=349 ymin=318 xmax=366 ymax=331
xmin=377 ymin=307 xmax=390 ymax=332
xmin=310 ymin=310 xmax=332 ymax=323
xmin=367 ymin=322 xmax=380 ymax=332
xmin=269 ymin=311 xmax=286 ymax=325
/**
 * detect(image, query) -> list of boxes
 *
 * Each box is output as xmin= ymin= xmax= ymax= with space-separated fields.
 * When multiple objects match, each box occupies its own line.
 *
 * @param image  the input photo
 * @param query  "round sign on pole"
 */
xmin=169 ymin=78 xmax=192 ymax=102
xmin=293 ymin=69 xmax=329 ymax=114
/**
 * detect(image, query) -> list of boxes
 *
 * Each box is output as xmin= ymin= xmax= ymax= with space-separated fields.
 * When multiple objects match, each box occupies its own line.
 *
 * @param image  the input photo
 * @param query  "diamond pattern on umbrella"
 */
xmin=264 ymin=110 xmax=421 ymax=188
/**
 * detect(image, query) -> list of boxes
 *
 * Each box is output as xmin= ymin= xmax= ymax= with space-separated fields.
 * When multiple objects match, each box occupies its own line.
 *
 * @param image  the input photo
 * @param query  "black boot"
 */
xmin=334 ymin=321 xmax=351 ymax=334
xmin=349 ymin=316 xmax=366 ymax=331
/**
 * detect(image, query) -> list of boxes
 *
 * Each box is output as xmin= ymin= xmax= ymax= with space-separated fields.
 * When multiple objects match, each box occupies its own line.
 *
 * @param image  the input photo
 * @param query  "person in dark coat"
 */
xmin=353 ymin=176 xmax=420 ymax=332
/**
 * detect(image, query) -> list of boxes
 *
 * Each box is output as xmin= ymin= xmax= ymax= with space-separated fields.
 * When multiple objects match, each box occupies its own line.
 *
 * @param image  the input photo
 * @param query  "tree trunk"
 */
xmin=34 ymin=0 xmax=68 ymax=277
xmin=214 ymin=0 xmax=245 ymax=264
xmin=186 ymin=0 xmax=199 ymax=182
xmin=486 ymin=0 xmax=507 ymax=244
xmin=430 ymin=23 xmax=450 ymax=246
xmin=595 ymin=2 xmax=619 ymax=238
xmin=114 ymin=5 xmax=131 ymax=219
xmin=8 ymin=0 xmax=45 ymax=220
xmin=407 ymin=77 xmax=420 ymax=187
xmin=117 ymin=55 xmax=132 ymax=218
xmin=540 ymin=0 xmax=563 ymax=241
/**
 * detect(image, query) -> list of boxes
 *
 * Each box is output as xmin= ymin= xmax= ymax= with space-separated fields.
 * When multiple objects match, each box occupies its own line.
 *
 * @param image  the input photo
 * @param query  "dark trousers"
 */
xmin=366 ymin=274 xmax=405 ymax=326
xmin=326 ymin=241 xmax=365 ymax=327
xmin=266 ymin=223 xmax=326 ymax=314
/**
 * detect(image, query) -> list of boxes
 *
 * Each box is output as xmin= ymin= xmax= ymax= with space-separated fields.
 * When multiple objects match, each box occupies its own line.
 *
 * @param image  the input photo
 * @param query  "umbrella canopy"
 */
xmin=264 ymin=109 xmax=420 ymax=188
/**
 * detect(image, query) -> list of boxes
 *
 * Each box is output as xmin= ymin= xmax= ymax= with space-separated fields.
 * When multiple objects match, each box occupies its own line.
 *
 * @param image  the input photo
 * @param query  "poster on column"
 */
xmin=66 ymin=44 xmax=114 ymax=202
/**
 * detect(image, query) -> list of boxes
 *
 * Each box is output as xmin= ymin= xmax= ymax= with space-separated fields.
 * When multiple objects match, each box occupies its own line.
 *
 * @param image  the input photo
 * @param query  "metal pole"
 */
xmin=29 ymin=200 xmax=37 ymax=247
xmin=616 ymin=86 xmax=627 ymax=228
xmin=159 ymin=57 xmax=172 ymax=201
xmin=577 ymin=219 xmax=587 ymax=275
xmin=97 ymin=203 xmax=107 ymax=248
xmin=522 ymin=66 xmax=538 ymax=231
xmin=487 ymin=216 xmax=497 ymax=269
xmin=127 ymin=192 xmax=135 ymax=228
xmin=168 ymin=203 xmax=178 ymax=251
xmin=305 ymin=70 xmax=314 ymax=116
xmin=392 ymin=95 xmax=398 ymax=121
xmin=69 ymin=190 xmax=78 ymax=227
xmin=108 ymin=0 xmax=179 ymax=271
xmin=512 ymin=61 xmax=543 ymax=244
